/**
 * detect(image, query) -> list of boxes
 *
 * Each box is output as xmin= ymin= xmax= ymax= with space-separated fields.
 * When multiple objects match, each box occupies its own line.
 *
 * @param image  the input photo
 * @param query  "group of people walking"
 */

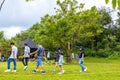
xmin=4 ymin=42 xmax=87 ymax=74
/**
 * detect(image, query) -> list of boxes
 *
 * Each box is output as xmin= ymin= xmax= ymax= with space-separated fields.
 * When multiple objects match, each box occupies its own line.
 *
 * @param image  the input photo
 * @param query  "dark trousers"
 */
xmin=22 ymin=57 xmax=29 ymax=66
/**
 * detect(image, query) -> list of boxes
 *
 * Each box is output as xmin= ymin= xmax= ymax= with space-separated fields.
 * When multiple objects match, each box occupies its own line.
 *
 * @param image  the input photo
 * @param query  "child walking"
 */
xmin=53 ymin=47 xmax=62 ymax=72
xmin=58 ymin=52 xmax=64 ymax=74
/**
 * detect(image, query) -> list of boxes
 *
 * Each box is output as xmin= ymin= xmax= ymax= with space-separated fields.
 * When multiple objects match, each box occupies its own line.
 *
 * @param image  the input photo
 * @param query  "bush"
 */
xmin=96 ymin=49 xmax=112 ymax=57
xmin=85 ymin=48 xmax=97 ymax=57
xmin=108 ymin=51 xmax=120 ymax=58
xmin=114 ymin=44 xmax=120 ymax=51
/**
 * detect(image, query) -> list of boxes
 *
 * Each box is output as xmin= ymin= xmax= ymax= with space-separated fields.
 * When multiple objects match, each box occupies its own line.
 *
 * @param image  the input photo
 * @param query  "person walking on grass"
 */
xmin=47 ymin=51 xmax=50 ymax=60
xmin=79 ymin=46 xmax=87 ymax=72
xmin=5 ymin=42 xmax=18 ymax=72
xmin=53 ymin=47 xmax=62 ymax=72
xmin=22 ymin=43 xmax=30 ymax=70
xmin=58 ymin=52 xmax=65 ymax=74
xmin=71 ymin=53 xmax=74 ymax=60
xmin=31 ymin=43 xmax=46 ymax=74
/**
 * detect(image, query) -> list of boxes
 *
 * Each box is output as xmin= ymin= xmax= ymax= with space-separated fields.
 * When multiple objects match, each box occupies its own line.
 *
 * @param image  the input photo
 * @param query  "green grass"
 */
xmin=0 ymin=57 xmax=120 ymax=80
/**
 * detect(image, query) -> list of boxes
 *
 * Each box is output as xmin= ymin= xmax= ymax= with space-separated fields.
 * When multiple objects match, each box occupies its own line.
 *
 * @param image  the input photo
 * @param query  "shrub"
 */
xmin=108 ymin=51 xmax=120 ymax=58
xmin=85 ymin=48 xmax=97 ymax=57
xmin=114 ymin=44 xmax=120 ymax=51
xmin=96 ymin=49 xmax=112 ymax=57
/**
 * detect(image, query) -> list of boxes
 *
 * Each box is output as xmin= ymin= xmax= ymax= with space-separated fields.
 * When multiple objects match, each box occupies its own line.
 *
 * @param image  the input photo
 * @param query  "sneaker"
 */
xmin=24 ymin=66 xmax=28 ymax=70
xmin=5 ymin=69 xmax=10 ymax=72
xmin=12 ymin=70 xmax=16 ymax=72
xmin=41 ymin=71 xmax=46 ymax=74
xmin=84 ymin=67 xmax=87 ymax=72
xmin=32 ymin=70 xmax=36 ymax=74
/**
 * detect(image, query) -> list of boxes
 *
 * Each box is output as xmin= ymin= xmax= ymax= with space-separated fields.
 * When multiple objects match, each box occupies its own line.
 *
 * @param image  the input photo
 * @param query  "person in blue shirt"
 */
xmin=79 ymin=46 xmax=87 ymax=72
xmin=31 ymin=43 xmax=46 ymax=74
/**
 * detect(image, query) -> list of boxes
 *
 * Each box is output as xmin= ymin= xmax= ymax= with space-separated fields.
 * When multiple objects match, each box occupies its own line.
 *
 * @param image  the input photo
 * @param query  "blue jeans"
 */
xmin=7 ymin=58 xmax=16 ymax=70
xmin=79 ymin=58 xmax=86 ymax=72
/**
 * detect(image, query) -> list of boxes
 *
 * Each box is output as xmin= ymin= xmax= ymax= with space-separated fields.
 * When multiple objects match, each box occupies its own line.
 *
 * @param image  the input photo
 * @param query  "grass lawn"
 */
xmin=0 ymin=57 xmax=120 ymax=80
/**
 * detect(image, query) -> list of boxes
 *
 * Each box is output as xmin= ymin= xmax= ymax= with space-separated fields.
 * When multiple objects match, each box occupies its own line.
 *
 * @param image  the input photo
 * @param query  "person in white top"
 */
xmin=22 ymin=43 xmax=30 ymax=70
xmin=72 ymin=53 xmax=74 ymax=60
xmin=47 ymin=51 xmax=50 ymax=60
xmin=5 ymin=42 xmax=18 ymax=72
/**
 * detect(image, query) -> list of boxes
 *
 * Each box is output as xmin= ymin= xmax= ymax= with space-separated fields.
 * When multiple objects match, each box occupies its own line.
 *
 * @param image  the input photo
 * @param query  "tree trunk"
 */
xmin=66 ymin=42 xmax=71 ymax=63
xmin=91 ymin=39 xmax=95 ymax=56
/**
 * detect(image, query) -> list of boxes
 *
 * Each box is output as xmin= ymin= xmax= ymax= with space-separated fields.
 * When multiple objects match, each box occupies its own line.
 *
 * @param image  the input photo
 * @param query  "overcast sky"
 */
xmin=0 ymin=0 xmax=113 ymax=39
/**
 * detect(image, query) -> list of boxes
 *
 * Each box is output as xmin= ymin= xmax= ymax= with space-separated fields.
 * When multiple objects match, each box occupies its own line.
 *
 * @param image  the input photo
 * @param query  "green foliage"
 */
xmin=2 ymin=0 xmax=120 ymax=59
xmin=26 ymin=0 xmax=34 ymax=2
xmin=114 ymin=44 xmax=120 ymax=51
xmin=98 ymin=7 xmax=112 ymax=26
xmin=0 ymin=31 xmax=4 ymax=48
xmin=118 ymin=0 xmax=120 ymax=8
xmin=112 ymin=0 xmax=117 ymax=9
xmin=105 ymin=0 xmax=120 ymax=9
xmin=85 ymin=48 xmax=97 ymax=57
xmin=105 ymin=0 xmax=109 ymax=4
xmin=0 ymin=31 xmax=4 ymax=39
xmin=97 ymin=49 xmax=112 ymax=57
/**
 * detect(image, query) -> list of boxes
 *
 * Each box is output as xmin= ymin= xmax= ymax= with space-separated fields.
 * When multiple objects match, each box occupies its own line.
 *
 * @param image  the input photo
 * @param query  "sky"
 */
xmin=0 ymin=0 xmax=114 ymax=39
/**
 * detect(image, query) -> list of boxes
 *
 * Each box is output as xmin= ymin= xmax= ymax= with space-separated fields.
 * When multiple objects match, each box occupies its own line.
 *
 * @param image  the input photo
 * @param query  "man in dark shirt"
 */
xmin=79 ymin=46 xmax=87 ymax=72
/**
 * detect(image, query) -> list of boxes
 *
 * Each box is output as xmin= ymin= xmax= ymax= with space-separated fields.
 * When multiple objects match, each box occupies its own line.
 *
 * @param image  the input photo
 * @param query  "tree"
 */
xmin=105 ymin=0 xmax=120 ymax=9
xmin=30 ymin=0 xmax=103 ymax=62
xmin=0 ymin=31 xmax=4 ymax=47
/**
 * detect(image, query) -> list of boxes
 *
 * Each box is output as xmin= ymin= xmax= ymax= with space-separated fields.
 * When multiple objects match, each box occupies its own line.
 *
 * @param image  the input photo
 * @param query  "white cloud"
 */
xmin=0 ymin=0 xmax=57 ymax=39
xmin=0 ymin=0 xmax=56 ymax=27
xmin=0 ymin=26 xmax=26 ymax=39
